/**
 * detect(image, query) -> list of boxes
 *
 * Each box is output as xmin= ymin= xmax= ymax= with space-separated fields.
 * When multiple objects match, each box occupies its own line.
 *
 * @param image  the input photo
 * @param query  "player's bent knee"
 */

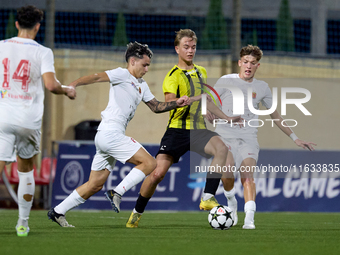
xmin=213 ymin=145 xmax=228 ymax=158
xmin=151 ymin=171 xmax=165 ymax=184
xmin=242 ymin=177 xmax=254 ymax=186
xmin=145 ymin=157 xmax=157 ymax=172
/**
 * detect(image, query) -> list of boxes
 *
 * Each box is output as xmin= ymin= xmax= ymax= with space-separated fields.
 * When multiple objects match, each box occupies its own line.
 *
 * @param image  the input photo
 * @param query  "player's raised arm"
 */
xmin=145 ymin=95 xmax=190 ymax=113
xmin=42 ymin=72 xmax=76 ymax=99
xmin=68 ymin=72 xmax=110 ymax=88
xmin=270 ymin=110 xmax=317 ymax=151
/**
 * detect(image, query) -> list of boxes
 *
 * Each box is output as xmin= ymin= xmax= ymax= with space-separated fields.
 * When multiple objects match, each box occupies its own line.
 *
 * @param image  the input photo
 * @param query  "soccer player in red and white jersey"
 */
xmin=204 ymin=45 xmax=316 ymax=229
xmin=47 ymin=42 xmax=191 ymax=227
xmin=0 ymin=5 xmax=76 ymax=236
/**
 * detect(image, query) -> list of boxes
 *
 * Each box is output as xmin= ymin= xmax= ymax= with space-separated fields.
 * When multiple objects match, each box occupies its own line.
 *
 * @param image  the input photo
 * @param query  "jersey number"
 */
xmin=2 ymin=58 xmax=31 ymax=92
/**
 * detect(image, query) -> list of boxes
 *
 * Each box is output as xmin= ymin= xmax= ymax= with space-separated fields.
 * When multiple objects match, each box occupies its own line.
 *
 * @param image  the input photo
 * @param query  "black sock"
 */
xmin=134 ymin=194 xmax=151 ymax=214
xmin=204 ymin=172 xmax=222 ymax=195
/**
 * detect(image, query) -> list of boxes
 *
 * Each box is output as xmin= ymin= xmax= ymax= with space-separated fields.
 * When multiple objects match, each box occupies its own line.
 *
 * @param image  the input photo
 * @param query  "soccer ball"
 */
xmin=208 ymin=205 xmax=234 ymax=230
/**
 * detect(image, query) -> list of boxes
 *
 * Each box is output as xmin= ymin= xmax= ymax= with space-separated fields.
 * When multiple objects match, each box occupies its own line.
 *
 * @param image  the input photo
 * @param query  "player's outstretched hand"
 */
xmin=177 ymin=95 xmax=190 ymax=107
xmin=63 ymin=85 xmax=76 ymax=99
xmin=295 ymin=139 xmax=317 ymax=151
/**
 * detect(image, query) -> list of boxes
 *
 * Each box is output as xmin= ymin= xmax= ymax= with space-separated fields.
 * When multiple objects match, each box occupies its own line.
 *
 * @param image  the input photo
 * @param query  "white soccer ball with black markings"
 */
xmin=208 ymin=205 xmax=234 ymax=230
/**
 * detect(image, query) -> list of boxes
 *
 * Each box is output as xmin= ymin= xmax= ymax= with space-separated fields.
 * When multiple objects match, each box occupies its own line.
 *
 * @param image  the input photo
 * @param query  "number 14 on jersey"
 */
xmin=2 ymin=58 xmax=31 ymax=92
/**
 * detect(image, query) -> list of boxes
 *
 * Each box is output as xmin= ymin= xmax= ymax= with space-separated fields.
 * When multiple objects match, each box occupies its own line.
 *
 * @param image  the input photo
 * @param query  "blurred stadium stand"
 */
xmin=0 ymin=0 xmax=339 ymax=54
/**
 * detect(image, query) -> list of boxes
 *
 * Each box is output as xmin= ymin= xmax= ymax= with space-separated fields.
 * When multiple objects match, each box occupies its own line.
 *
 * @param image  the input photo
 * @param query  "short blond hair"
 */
xmin=174 ymin=29 xmax=197 ymax=46
xmin=240 ymin=45 xmax=263 ymax=61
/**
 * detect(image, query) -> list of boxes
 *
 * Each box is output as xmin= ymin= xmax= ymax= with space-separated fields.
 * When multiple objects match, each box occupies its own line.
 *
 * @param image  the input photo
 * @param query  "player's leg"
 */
xmin=0 ymin=122 xmax=16 ymax=176
xmin=126 ymin=154 xmax=173 ymax=228
xmin=221 ymin=152 xmax=238 ymax=226
xmin=14 ymin=126 xmax=40 ymax=236
xmin=200 ymin=135 xmax=229 ymax=210
xmin=105 ymin=147 xmax=157 ymax=213
xmin=16 ymin=156 xmax=35 ymax=236
xmin=0 ymin=161 xmax=5 ymax=175
xmin=127 ymin=128 xmax=185 ymax=228
xmin=240 ymin=158 xmax=257 ymax=229
xmin=49 ymin=168 xmax=110 ymax=227
xmin=105 ymin=146 xmax=157 ymax=213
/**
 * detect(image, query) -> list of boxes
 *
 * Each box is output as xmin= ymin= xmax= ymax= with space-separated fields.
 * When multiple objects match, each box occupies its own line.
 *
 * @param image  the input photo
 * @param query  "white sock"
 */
xmin=54 ymin=190 xmax=85 ymax=215
xmin=202 ymin=193 xmax=214 ymax=201
xmin=224 ymin=188 xmax=237 ymax=209
xmin=17 ymin=170 xmax=35 ymax=221
xmin=244 ymin=200 xmax=256 ymax=224
xmin=114 ymin=168 xmax=146 ymax=196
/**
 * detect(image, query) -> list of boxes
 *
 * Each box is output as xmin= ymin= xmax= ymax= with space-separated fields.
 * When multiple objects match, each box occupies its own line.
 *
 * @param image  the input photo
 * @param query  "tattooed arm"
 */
xmin=145 ymin=96 xmax=190 ymax=113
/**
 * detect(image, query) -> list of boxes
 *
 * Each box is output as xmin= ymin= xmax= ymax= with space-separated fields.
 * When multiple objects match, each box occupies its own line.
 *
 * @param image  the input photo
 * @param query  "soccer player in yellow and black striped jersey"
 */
xmin=163 ymin=63 xmax=207 ymax=130
xmin=126 ymin=29 xmax=241 ymax=228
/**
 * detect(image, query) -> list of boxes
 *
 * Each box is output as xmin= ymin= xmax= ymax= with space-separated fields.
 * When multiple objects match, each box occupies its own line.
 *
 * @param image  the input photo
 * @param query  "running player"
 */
xmin=47 ymin=42 xmax=191 ymax=227
xmin=125 ymin=29 xmax=241 ymax=228
xmin=0 ymin=5 xmax=76 ymax=237
xmin=203 ymin=45 xmax=316 ymax=229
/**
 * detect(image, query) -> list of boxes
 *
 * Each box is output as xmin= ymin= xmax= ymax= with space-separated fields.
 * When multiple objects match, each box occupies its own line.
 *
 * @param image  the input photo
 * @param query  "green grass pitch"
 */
xmin=1 ymin=209 xmax=339 ymax=255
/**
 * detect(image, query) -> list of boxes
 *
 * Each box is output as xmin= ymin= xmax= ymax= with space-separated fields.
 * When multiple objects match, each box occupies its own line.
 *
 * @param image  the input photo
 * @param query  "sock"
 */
xmin=203 ymin=172 xmax=222 ymax=200
xmin=244 ymin=200 xmax=256 ymax=224
xmin=224 ymin=188 xmax=237 ymax=209
xmin=134 ymin=194 xmax=151 ymax=214
xmin=114 ymin=168 xmax=146 ymax=196
xmin=17 ymin=170 xmax=35 ymax=221
xmin=54 ymin=190 xmax=85 ymax=215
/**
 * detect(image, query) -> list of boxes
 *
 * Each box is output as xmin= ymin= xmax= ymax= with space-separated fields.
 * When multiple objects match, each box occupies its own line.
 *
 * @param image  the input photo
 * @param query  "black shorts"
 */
xmin=156 ymin=128 xmax=219 ymax=163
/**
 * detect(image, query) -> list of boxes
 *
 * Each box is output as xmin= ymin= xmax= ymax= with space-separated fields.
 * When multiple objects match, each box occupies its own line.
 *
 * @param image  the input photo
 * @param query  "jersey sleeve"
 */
xmin=40 ymin=48 xmax=55 ymax=75
xmin=142 ymin=83 xmax=155 ymax=103
xmin=162 ymin=75 xmax=178 ymax=95
xmin=105 ymin=67 xmax=127 ymax=85
xmin=261 ymin=83 xmax=273 ymax=109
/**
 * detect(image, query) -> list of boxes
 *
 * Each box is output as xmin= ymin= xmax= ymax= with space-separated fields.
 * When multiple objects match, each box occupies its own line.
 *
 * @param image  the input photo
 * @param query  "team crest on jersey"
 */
xmin=252 ymin=92 xmax=257 ymax=99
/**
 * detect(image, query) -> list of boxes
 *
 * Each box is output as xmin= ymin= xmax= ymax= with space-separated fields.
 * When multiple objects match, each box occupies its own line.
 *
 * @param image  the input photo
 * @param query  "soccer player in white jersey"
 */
xmin=47 ymin=41 xmax=190 ymax=227
xmin=203 ymin=45 xmax=316 ymax=229
xmin=0 ymin=5 xmax=76 ymax=237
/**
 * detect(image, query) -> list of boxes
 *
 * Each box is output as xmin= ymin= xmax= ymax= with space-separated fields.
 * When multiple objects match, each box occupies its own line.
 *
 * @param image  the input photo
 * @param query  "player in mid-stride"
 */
xmin=204 ymin=45 xmax=316 ymax=229
xmin=47 ymin=42 xmax=191 ymax=227
xmin=0 ymin=5 xmax=76 ymax=237
xmin=124 ymin=29 xmax=242 ymax=228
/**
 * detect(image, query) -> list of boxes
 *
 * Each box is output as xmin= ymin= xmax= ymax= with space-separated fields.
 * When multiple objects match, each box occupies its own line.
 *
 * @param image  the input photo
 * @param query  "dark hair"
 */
xmin=174 ymin=29 xmax=197 ymax=47
xmin=125 ymin=41 xmax=153 ymax=62
xmin=17 ymin=5 xmax=43 ymax=29
xmin=240 ymin=45 xmax=263 ymax=61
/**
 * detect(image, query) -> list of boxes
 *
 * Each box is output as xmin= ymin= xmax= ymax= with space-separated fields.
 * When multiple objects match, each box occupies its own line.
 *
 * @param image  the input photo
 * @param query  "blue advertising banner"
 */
xmin=51 ymin=141 xmax=340 ymax=212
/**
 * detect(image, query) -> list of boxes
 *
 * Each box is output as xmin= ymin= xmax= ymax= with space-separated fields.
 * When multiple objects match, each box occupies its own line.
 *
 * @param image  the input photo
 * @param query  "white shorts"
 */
xmin=221 ymin=137 xmax=259 ymax=170
xmin=0 ymin=122 xmax=41 ymax=163
xmin=91 ymin=130 xmax=142 ymax=171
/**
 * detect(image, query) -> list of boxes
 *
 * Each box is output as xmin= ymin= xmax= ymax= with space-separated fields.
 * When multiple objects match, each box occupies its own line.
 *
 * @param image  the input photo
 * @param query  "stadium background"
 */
xmin=0 ymin=0 xmax=339 ymax=211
